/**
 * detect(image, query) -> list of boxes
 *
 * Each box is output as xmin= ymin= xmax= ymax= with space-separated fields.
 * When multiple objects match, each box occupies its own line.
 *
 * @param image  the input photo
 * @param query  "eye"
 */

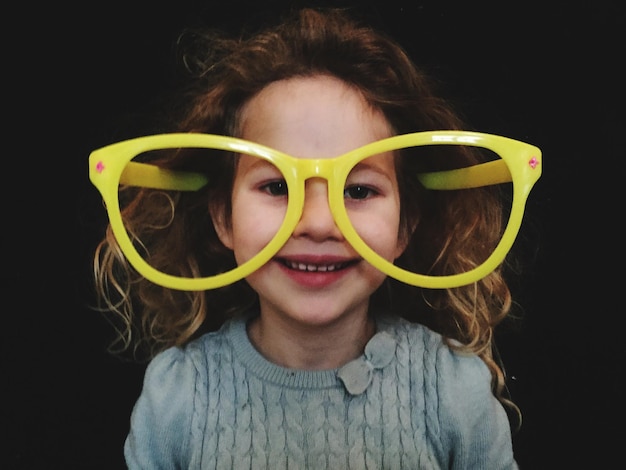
xmin=261 ymin=180 xmax=288 ymax=196
xmin=344 ymin=185 xmax=378 ymax=200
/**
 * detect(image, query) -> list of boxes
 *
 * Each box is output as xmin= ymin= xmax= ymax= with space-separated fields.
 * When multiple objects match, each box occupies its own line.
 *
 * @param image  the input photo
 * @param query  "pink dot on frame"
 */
xmin=528 ymin=157 xmax=539 ymax=169
xmin=96 ymin=161 xmax=105 ymax=173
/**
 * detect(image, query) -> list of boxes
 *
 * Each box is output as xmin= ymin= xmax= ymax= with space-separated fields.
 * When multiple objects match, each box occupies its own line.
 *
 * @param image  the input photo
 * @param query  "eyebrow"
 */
xmin=348 ymin=158 xmax=396 ymax=182
xmin=236 ymin=154 xmax=281 ymax=174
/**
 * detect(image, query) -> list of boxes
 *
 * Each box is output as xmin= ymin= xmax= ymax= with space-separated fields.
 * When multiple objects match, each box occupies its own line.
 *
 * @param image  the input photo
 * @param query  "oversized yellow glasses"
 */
xmin=89 ymin=131 xmax=541 ymax=291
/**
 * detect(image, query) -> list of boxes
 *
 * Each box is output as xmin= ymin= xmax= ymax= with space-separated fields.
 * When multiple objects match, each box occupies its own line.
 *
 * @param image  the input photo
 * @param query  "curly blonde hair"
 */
xmin=94 ymin=7 xmax=520 ymax=428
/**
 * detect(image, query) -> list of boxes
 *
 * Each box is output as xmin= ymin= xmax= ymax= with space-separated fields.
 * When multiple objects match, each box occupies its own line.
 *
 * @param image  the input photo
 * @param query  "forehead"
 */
xmin=239 ymin=75 xmax=392 ymax=159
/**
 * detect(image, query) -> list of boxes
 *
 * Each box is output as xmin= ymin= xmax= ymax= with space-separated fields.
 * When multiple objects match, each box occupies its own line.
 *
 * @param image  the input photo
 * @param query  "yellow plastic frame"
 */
xmin=89 ymin=131 xmax=542 ymax=290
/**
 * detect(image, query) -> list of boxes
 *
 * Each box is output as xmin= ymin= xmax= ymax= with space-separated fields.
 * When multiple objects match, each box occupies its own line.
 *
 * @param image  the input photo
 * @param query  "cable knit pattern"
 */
xmin=125 ymin=314 xmax=518 ymax=469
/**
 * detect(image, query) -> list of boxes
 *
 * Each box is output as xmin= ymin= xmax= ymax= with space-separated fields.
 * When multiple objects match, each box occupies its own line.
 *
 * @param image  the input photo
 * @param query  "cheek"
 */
xmin=349 ymin=209 xmax=403 ymax=261
xmin=371 ymin=225 xmax=404 ymax=260
xmin=230 ymin=198 xmax=286 ymax=263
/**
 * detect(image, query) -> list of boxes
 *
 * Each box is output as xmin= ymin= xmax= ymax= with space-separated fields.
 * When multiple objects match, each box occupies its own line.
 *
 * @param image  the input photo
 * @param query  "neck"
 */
xmin=247 ymin=311 xmax=376 ymax=370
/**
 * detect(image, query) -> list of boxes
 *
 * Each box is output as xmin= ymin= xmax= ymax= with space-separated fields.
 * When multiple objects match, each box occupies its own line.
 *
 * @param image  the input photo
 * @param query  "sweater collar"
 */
xmin=227 ymin=313 xmax=397 ymax=395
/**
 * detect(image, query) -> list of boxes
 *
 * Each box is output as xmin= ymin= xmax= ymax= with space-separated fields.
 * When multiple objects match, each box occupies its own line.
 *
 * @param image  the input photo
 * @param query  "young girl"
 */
xmin=90 ymin=7 xmax=541 ymax=469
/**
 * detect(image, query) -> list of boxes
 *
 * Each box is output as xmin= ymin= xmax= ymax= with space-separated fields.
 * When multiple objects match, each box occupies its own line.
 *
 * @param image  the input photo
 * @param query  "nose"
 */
xmin=292 ymin=179 xmax=343 ymax=241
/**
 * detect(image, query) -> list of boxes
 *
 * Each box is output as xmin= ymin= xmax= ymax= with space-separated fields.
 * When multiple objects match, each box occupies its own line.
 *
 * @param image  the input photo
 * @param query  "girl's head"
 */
xmin=96 ymin=7 xmax=511 ymax=366
xmin=213 ymin=74 xmax=405 ymax=329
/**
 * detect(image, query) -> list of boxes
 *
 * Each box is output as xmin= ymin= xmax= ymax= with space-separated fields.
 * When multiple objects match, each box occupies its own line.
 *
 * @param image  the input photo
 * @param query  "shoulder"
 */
xmin=125 ymin=320 xmax=238 ymax=468
xmin=433 ymin=345 xmax=517 ymax=467
xmin=144 ymin=320 xmax=231 ymax=383
xmin=380 ymin=315 xmax=516 ymax=467
xmin=429 ymin=342 xmax=516 ymax=467
xmin=125 ymin=345 xmax=199 ymax=467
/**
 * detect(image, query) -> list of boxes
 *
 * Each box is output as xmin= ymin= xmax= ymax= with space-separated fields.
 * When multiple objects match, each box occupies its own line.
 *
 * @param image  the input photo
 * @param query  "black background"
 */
xmin=4 ymin=0 xmax=624 ymax=468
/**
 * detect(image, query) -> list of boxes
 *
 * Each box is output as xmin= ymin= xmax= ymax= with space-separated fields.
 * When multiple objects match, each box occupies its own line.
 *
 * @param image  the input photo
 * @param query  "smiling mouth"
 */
xmin=278 ymin=259 xmax=358 ymax=272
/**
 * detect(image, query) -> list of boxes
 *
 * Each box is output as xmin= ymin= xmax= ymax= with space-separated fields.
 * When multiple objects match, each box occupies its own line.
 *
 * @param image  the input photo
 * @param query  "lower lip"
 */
xmin=276 ymin=261 xmax=353 ymax=288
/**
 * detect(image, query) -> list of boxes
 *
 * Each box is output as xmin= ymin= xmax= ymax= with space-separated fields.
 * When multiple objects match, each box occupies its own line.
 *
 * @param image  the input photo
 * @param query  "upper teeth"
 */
xmin=285 ymin=261 xmax=343 ymax=272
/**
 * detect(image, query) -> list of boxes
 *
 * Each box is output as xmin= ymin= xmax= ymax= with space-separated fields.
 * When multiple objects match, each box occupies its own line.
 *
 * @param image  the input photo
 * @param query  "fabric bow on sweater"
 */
xmin=337 ymin=331 xmax=396 ymax=395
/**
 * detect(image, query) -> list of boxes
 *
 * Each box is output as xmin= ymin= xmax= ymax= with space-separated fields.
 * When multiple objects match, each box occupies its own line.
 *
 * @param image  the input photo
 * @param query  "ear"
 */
xmin=394 ymin=235 xmax=409 ymax=260
xmin=210 ymin=206 xmax=234 ymax=250
xmin=394 ymin=218 xmax=418 ymax=259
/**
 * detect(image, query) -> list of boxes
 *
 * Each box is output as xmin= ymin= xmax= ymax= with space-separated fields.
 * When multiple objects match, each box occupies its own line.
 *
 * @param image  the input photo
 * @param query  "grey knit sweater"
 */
xmin=125 ymin=314 xmax=518 ymax=469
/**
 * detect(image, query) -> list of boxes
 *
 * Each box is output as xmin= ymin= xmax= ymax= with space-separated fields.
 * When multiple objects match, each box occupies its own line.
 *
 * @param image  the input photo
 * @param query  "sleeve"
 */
xmin=124 ymin=346 xmax=198 ymax=469
xmin=436 ymin=346 xmax=519 ymax=470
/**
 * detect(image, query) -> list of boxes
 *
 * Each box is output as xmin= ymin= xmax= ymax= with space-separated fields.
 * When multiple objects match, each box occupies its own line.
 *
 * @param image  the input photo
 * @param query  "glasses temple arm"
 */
xmin=119 ymin=161 xmax=208 ymax=191
xmin=417 ymin=159 xmax=511 ymax=190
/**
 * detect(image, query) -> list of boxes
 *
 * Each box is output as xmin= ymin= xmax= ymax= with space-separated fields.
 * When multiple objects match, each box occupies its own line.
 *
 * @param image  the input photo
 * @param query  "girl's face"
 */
xmin=214 ymin=75 xmax=405 ymax=328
